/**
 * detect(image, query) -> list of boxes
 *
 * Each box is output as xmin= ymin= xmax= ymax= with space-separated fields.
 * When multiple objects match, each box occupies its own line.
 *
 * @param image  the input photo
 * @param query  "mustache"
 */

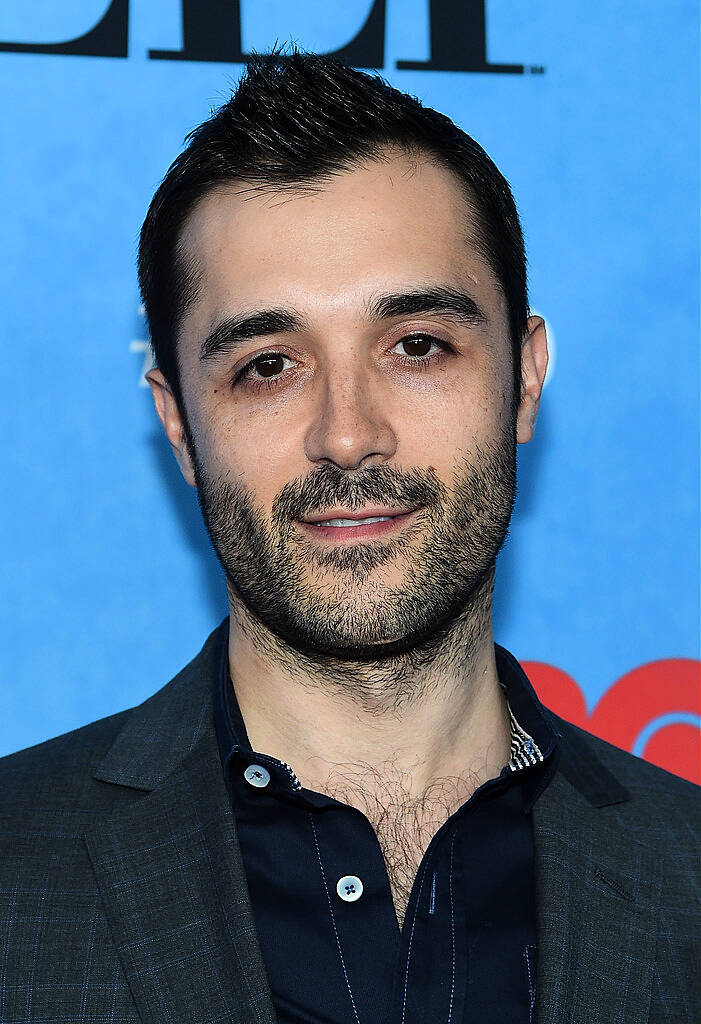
xmin=277 ymin=463 xmax=445 ymax=523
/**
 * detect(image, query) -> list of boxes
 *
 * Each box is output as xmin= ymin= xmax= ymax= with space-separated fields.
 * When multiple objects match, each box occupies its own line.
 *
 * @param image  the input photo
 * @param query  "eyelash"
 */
xmin=231 ymin=334 xmax=453 ymax=394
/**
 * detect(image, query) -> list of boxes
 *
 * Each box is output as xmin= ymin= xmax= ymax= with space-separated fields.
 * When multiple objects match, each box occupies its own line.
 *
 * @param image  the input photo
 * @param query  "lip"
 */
xmin=301 ymin=506 xmax=416 ymax=523
xmin=297 ymin=507 xmax=421 ymax=541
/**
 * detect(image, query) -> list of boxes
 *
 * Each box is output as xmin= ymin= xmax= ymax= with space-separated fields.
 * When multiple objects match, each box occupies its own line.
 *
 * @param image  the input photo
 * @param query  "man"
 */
xmin=0 ymin=50 xmax=698 ymax=1024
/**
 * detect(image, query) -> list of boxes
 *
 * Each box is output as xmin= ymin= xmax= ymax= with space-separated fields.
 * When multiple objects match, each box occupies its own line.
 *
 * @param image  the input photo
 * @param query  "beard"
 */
xmin=188 ymin=411 xmax=517 ymax=676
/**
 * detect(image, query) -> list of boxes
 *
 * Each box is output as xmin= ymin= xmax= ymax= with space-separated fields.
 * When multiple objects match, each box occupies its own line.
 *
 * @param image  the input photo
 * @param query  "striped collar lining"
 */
xmin=506 ymin=700 xmax=544 ymax=771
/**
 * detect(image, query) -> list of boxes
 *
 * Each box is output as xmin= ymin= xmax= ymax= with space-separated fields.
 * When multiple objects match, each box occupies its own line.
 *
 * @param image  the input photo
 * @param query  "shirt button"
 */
xmin=336 ymin=875 xmax=363 ymax=902
xmin=244 ymin=764 xmax=271 ymax=788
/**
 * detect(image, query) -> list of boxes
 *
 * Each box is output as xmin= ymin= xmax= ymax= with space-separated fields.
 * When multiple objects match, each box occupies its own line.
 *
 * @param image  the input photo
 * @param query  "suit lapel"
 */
xmin=85 ymin=622 xmax=277 ymax=1024
xmin=532 ymin=725 xmax=663 ymax=1024
xmin=86 ymin=725 xmax=277 ymax=1024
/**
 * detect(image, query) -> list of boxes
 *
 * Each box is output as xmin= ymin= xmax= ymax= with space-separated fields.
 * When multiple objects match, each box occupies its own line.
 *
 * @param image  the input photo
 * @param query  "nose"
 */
xmin=303 ymin=362 xmax=398 ymax=470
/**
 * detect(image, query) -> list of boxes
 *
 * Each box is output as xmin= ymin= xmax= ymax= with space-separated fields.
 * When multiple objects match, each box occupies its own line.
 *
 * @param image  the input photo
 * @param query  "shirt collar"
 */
xmin=213 ymin=620 xmax=560 ymax=813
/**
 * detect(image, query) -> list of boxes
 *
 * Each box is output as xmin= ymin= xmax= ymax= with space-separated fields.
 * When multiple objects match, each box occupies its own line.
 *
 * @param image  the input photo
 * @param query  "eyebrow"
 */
xmin=198 ymin=286 xmax=489 ymax=363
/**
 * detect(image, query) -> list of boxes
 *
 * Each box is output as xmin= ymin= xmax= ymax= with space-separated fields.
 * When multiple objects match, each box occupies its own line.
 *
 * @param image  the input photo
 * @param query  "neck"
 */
xmin=226 ymin=572 xmax=512 ymax=805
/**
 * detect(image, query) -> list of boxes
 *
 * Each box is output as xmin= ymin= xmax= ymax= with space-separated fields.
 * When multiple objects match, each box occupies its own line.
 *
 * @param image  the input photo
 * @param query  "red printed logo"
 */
xmin=521 ymin=659 xmax=701 ymax=785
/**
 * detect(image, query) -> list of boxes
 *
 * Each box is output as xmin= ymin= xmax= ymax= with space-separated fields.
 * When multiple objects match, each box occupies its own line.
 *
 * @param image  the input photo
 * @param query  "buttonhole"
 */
xmin=429 ymin=871 xmax=438 ymax=914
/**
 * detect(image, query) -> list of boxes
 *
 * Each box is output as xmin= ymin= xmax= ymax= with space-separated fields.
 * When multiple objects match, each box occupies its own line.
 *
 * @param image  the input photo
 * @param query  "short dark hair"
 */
xmin=138 ymin=48 xmax=529 ymax=411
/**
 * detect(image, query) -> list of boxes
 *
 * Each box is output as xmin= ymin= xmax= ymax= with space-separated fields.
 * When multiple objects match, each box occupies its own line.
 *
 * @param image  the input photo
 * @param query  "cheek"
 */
xmin=194 ymin=399 xmax=305 ymax=501
xmin=434 ymin=366 xmax=509 ymax=442
xmin=473 ymin=349 xmax=514 ymax=430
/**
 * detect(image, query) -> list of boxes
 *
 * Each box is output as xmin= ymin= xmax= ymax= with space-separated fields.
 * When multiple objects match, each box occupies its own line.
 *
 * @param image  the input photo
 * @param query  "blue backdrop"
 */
xmin=1 ymin=1 xmax=698 ymax=764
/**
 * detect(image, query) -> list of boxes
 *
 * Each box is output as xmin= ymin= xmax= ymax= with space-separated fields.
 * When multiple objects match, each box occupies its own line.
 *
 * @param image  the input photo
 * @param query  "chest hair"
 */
xmin=322 ymin=763 xmax=481 ymax=930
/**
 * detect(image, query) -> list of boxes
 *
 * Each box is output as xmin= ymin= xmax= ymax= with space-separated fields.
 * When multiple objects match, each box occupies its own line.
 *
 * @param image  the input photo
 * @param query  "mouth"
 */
xmin=297 ymin=507 xmax=421 ymax=541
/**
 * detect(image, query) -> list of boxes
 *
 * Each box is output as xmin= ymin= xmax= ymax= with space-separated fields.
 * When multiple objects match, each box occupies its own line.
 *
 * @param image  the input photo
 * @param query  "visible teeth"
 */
xmin=315 ymin=516 xmax=392 ymax=527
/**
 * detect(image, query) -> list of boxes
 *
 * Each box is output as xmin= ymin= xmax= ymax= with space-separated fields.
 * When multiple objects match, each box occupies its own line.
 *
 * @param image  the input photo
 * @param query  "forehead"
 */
xmin=178 ymin=152 xmax=503 ymax=332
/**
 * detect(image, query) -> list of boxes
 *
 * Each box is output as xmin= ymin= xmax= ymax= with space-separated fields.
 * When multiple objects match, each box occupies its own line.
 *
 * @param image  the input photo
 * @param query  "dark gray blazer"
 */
xmin=1 ymin=624 xmax=699 ymax=1023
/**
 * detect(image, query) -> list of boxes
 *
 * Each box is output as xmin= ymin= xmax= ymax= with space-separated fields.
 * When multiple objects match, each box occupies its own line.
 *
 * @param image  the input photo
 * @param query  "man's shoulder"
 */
xmin=561 ymin=714 xmax=699 ymax=794
xmin=552 ymin=713 xmax=701 ymax=840
xmin=0 ymin=708 xmax=135 ymax=817
xmin=0 ymin=621 xmax=225 ymax=830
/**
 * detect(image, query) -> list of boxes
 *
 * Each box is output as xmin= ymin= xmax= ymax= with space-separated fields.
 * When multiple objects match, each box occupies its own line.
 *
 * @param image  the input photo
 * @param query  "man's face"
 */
xmin=152 ymin=152 xmax=545 ymax=662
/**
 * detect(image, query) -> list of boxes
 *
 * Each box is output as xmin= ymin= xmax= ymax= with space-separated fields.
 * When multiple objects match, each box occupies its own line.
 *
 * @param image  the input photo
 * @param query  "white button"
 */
xmin=244 ymin=764 xmax=270 ymax=788
xmin=336 ymin=875 xmax=363 ymax=902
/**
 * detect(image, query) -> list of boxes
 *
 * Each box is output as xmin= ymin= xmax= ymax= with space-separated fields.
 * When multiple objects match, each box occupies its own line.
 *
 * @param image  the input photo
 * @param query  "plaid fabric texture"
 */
xmin=0 ymin=621 xmax=698 ymax=1023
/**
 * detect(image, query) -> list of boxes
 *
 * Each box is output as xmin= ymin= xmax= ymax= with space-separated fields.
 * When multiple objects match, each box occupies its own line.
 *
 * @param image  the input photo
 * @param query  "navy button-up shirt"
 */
xmin=213 ymin=624 xmax=560 ymax=1024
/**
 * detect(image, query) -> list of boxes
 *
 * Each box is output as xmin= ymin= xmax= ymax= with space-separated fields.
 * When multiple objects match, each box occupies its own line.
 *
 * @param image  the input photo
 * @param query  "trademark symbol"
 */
xmin=528 ymin=65 xmax=546 ymax=75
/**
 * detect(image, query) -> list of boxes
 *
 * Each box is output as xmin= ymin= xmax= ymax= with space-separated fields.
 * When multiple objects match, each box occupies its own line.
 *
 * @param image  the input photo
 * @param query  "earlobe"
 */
xmin=516 ymin=316 xmax=549 ymax=445
xmin=145 ymin=369 xmax=197 ymax=487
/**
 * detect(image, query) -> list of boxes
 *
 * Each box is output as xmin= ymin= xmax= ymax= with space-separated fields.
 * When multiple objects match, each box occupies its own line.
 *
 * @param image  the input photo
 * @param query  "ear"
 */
xmin=145 ymin=369 xmax=197 ymax=486
xmin=516 ymin=315 xmax=549 ymax=445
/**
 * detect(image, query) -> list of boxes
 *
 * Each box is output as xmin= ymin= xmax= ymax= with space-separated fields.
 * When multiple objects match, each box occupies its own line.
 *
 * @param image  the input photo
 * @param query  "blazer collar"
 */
xmin=92 ymin=620 xmax=227 ymax=792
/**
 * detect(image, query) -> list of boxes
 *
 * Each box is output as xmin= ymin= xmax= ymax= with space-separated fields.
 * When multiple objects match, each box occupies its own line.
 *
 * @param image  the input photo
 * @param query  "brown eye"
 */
xmin=390 ymin=334 xmax=453 ymax=375
xmin=252 ymin=354 xmax=286 ymax=378
xmin=399 ymin=335 xmax=435 ymax=358
xmin=234 ymin=351 xmax=295 ymax=388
